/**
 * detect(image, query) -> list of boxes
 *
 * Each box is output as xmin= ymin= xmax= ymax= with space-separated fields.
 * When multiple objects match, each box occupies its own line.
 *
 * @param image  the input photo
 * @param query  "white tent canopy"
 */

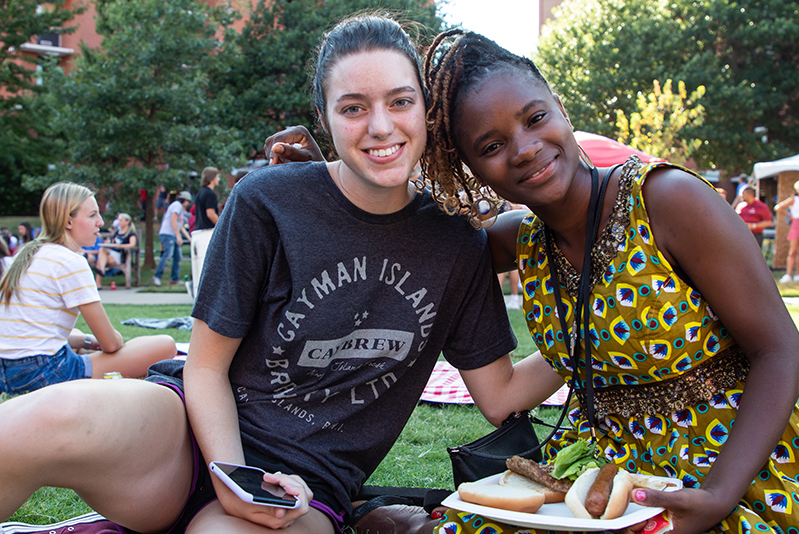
xmin=754 ymin=153 xmax=799 ymax=180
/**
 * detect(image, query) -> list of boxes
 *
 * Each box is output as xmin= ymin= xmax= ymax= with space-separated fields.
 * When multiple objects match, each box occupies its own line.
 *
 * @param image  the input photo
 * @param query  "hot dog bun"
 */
xmin=498 ymin=470 xmax=567 ymax=503
xmin=630 ymin=473 xmax=680 ymax=491
xmin=458 ymin=482 xmax=546 ymax=513
xmin=564 ymin=467 xmax=634 ymax=519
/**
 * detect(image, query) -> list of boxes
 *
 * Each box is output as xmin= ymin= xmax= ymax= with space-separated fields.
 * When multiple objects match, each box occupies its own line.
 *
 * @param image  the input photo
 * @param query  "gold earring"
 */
xmin=469 ymin=198 xmax=498 ymax=229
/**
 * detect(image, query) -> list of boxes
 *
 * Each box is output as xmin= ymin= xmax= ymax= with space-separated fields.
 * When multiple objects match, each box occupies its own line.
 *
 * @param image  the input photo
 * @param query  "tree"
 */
xmin=616 ymin=79 xmax=706 ymax=167
xmin=0 ymin=0 xmax=83 ymax=215
xmin=537 ymin=0 xmax=799 ymax=175
xmin=35 ymin=0 xmax=243 ymax=267
xmin=210 ymin=0 xmax=443 ymax=160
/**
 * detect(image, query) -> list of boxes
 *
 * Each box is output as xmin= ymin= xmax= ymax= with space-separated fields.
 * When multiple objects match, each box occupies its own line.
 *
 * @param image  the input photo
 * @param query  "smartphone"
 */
xmin=209 ymin=461 xmax=301 ymax=508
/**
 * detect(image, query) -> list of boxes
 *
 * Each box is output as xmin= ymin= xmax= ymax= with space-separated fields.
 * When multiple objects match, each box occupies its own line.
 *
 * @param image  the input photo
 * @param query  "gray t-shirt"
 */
xmin=192 ymin=162 xmax=516 ymax=511
xmin=159 ymin=200 xmax=184 ymax=237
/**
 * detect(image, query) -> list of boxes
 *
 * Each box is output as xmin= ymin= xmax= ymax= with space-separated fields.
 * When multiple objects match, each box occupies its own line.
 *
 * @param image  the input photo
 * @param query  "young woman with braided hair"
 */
xmin=265 ymin=26 xmax=799 ymax=534
xmin=420 ymin=29 xmax=799 ymax=534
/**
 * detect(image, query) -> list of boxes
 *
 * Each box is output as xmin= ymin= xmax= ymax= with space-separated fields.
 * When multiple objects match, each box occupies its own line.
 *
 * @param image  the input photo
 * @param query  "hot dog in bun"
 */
xmin=564 ymin=464 xmax=634 ymax=519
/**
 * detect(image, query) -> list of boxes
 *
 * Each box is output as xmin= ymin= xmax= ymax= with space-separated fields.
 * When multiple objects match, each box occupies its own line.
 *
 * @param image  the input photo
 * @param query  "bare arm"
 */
xmin=78 ymin=301 xmax=124 ymax=353
xmin=104 ymin=234 xmax=137 ymax=250
xmin=170 ymin=212 xmax=183 ymax=245
xmin=205 ymin=208 xmax=219 ymax=225
xmin=630 ymin=169 xmax=799 ymax=533
xmin=486 ymin=210 xmax=530 ymax=274
xmin=460 ymin=351 xmax=564 ymax=427
xmin=184 ymin=319 xmax=312 ymax=528
xmin=775 ymin=196 xmax=793 ymax=213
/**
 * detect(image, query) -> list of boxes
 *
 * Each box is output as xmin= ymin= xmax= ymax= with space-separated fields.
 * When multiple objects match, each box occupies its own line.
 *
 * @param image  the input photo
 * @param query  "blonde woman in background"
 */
xmin=0 ymin=182 xmax=176 ymax=395
xmin=94 ymin=212 xmax=138 ymax=289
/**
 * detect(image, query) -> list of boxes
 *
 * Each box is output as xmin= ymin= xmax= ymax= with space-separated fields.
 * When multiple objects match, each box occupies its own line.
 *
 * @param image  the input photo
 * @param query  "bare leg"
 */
xmin=789 ymin=239 xmax=799 ymax=277
xmin=0 ymin=379 xmax=193 ymax=533
xmin=186 ymin=501 xmax=334 ymax=534
xmin=96 ymin=247 xmax=108 ymax=283
xmin=88 ymin=334 xmax=177 ymax=378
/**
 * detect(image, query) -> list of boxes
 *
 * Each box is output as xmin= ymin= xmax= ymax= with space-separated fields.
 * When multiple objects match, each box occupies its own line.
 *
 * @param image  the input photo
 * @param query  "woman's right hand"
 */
xmin=622 ymin=486 xmax=734 ymax=534
xmin=264 ymin=125 xmax=325 ymax=165
xmin=212 ymin=471 xmax=313 ymax=529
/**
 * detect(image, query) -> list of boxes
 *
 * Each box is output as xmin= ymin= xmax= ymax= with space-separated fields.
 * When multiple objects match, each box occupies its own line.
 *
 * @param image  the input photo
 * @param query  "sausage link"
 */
xmin=506 ymin=456 xmax=572 ymax=493
xmin=584 ymin=463 xmax=618 ymax=517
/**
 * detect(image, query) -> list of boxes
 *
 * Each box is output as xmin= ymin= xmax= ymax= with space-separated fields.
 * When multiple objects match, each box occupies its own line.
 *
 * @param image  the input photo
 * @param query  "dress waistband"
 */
xmin=576 ymin=345 xmax=749 ymax=419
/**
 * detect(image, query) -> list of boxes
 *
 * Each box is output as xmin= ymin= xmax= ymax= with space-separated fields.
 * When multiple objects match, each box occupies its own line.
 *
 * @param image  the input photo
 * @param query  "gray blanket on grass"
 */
xmin=121 ymin=317 xmax=194 ymax=331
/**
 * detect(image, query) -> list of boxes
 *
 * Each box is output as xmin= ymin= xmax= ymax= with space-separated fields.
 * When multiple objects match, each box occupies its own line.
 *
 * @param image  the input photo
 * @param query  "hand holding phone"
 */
xmin=209 ymin=461 xmax=301 ymax=509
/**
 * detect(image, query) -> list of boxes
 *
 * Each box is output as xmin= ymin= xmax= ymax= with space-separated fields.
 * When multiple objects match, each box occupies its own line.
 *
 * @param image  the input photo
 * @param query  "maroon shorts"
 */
xmin=113 ymin=366 xmax=347 ymax=533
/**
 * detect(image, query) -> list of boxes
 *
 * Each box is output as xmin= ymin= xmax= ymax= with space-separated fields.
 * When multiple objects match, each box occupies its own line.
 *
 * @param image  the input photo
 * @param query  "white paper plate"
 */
xmin=441 ymin=473 xmax=680 ymax=531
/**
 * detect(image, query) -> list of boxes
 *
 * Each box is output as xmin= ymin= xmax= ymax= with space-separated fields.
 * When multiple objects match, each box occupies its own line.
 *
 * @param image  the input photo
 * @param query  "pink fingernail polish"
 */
xmin=634 ymin=489 xmax=647 ymax=502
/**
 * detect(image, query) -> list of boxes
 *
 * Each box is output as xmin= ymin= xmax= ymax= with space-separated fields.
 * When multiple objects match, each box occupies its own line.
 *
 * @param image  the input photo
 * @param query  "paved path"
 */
xmin=99 ymin=287 xmax=194 ymax=305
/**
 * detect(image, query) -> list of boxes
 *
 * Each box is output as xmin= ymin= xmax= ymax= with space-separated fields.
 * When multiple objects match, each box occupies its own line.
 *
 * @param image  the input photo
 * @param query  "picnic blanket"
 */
xmin=170 ymin=346 xmax=568 ymax=406
xmin=121 ymin=316 xmax=194 ymax=331
xmin=419 ymin=360 xmax=569 ymax=406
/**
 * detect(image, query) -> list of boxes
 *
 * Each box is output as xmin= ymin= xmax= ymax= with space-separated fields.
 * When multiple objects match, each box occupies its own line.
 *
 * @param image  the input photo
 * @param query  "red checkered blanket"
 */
xmin=420 ymin=360 xmax=569 ymax=406
xmin=174 ymin=344 xmax=568 ymax=406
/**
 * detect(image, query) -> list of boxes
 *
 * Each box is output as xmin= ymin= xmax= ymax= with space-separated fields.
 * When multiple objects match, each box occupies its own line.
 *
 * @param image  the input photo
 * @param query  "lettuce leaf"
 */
xmin=551 ymin=439 xmax=607 ymax=480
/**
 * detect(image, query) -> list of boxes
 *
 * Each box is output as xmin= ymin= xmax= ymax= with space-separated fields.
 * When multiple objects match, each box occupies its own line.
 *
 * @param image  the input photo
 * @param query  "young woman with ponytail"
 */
xmin=0 ymin=182 xmax=176 ymax=395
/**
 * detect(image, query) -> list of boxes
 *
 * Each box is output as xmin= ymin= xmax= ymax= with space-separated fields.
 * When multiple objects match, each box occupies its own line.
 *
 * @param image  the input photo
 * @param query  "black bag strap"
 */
xmin=546 ymin=163 xmax=620 ymax=435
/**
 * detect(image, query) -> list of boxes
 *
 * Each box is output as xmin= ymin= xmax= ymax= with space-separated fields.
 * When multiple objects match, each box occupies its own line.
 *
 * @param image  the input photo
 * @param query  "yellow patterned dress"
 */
xmin=434 ymin=157 xmax=799 ymax=534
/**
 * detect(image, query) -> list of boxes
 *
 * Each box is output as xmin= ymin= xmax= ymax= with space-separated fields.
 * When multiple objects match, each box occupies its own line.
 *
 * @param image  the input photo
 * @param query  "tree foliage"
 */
xmin=616 ymin=79 xmax=706 ymax=167
xmin=36 ymin=0 xmax=243 ymax=265
xmin=210 ymin=0 xmax=443 ymax=160
xmin=0 ymin=0 xmax=83 ymax=215
xmin=537 ymin=0 xmax=799 ymax=174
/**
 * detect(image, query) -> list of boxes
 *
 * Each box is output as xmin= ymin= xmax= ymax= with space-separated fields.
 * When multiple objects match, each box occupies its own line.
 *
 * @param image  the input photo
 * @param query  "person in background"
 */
xmin=775 ymin=179 xmax=799 ymax=284
xmin=17 ymin=221 xmax=34 ymax=246
xmin=1 ymin=228 xmax=18 ymax=254
xmin=81 ymin=234 xmax=104 ymax=273
xmin=735 ymin=185 xmax=772 ymax=250
xmin=151 ymin=191 xmax=192 ymax=287
xmin=0 ymin=182 xmax=176 ymax=395
xmin=94 ymin=213 xmax=138 ymax=289
xmin=0 ymin=14 xmax=549 ymax=534
xmin=155 ymin=185 xmax=168 ymax=219
xmin=189 ymin=166 xmax=220 ymax=296
xmin=139 ymin=188 xmax=147 ymax=222
xmin=0 ymin=238 xmax=11 ymax=277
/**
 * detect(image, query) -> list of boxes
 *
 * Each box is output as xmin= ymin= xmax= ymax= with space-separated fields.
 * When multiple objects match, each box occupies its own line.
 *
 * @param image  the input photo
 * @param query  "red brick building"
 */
xmin=17 ymin=0 xmax=257 ymax=73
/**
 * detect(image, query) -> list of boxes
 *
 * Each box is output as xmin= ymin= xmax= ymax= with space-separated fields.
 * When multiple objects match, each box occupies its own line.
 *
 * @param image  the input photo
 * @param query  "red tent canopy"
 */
xmin=573 ymin=131 xmax=664 ymax=167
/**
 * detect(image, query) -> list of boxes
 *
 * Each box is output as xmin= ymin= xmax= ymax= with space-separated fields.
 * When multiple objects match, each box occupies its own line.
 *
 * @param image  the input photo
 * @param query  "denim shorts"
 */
xmin=0 ymin=344 xmax=92 ymax=395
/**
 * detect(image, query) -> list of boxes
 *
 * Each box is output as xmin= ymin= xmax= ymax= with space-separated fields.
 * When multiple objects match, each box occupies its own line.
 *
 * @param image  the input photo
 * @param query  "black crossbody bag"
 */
xmin=447 ymin=163 xmax=619 ymax=488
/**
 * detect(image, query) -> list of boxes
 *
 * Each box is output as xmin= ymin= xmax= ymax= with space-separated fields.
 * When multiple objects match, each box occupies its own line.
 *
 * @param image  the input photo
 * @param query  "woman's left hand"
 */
xmin=622 ymin=487 xmax=733 ymax=534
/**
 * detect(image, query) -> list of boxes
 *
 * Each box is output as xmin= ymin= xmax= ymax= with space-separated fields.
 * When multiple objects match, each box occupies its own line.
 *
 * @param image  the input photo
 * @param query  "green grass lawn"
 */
xmin=4 ymin=278 xmax=799 ymax=525
xmin=2 ymin=305 xmax=537 ymax=525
